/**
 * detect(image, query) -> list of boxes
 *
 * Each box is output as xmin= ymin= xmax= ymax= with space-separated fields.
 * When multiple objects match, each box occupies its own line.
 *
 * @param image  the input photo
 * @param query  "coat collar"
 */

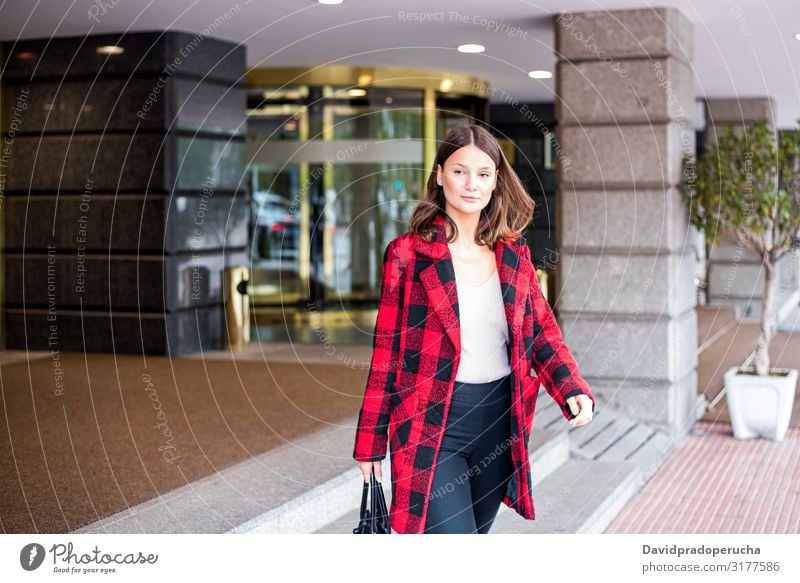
xmin=412 ymin=212 xmax=532 ymax=356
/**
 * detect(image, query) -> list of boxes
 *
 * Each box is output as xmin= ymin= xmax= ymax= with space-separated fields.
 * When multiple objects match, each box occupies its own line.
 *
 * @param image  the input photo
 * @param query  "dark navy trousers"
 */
xmin=424 ymin=373 xmax=514 ymax=534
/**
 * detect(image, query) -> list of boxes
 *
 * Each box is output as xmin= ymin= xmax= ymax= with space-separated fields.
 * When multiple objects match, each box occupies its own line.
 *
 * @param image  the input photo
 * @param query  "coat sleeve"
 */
xmin=522 ymin=243 xmax=596 ymax=421
xmin=352 ymin=238 xmax=406 ymax=462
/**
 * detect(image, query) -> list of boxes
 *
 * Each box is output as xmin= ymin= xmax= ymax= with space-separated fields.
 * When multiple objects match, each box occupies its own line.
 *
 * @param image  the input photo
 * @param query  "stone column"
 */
xmin=554 ymin=8 xmax=702 ymax=436
xmin=703 ymin=98 xmax=800 ymax=323
xmin=1 ymin=32 xmax=248 ymax=355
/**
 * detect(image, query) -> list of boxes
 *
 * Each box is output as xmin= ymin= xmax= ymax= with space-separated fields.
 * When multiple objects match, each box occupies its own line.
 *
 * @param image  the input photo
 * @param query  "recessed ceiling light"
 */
xmin=318 ymin=0 xmax=344 ymax=4
xmin=795 ymin=32 xmax=800 ymax=40
xmin=440 ymin=79 xmax=453 ymax=91
xmin=457 ymin=44 xmax=485 ymax=54
xmin=96 ymin=45 xmax=124 ymax=55
xmin=528 ymin=70 xmax=552 ymax=79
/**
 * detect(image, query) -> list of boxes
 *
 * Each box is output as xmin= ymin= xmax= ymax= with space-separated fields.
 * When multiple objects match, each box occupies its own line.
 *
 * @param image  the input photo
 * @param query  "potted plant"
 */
xmin=682 ymin=119 xmax=800 ymax=441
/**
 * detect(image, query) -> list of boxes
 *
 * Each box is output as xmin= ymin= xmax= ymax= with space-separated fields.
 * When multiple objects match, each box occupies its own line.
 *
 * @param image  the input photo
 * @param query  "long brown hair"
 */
xmin=409 ymin=123 xmax=534 ymax=246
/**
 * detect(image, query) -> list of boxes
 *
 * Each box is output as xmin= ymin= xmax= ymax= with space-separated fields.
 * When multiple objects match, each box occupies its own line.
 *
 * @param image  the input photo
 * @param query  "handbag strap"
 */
xmin=353 ymin=473 xmax=373 ymax=534
xmin=370 ymin=470 xmax=390 ymax=533
xmin=354 ymin=467 xmax=390 ymax=534
xmin=375 ymin=478 xmax=389 ymax=524
xmin=359 ymin=479 xmax=369 ymax=517
xmin=369 ymin=470 xmax=378 ymax=532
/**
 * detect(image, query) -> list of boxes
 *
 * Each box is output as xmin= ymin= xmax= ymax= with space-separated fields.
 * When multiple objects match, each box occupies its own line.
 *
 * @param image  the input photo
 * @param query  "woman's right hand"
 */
xmin=358 ymin=461 xmax=383 ymax=483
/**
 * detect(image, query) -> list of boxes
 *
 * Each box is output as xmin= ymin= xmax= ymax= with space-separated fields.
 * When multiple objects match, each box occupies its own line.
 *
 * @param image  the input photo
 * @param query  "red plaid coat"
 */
xmin=353 ymin=212 xmax=595 ymax=534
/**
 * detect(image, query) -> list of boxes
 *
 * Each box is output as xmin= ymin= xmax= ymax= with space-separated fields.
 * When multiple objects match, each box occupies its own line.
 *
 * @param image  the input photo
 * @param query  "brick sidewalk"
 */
xmin=605 ymin=420 xmax=800 ymax=533
xmin=606 ymin=305 xmax=800 ymax=534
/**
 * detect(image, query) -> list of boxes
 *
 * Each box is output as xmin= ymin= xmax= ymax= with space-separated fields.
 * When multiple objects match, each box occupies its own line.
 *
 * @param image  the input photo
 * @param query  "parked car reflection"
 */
xmin=251 ymin=190 xmax=299 ymax=260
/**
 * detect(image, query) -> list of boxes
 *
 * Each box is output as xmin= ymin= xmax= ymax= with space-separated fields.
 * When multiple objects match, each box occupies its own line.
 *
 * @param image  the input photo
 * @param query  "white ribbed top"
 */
xmin=454 ymin=269 xmax=511 ymax=383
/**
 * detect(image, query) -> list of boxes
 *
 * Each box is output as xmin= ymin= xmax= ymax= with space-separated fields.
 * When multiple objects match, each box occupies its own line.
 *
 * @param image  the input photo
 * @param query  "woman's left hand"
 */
xmin=566 ymin=394 xmax=594 ymax=428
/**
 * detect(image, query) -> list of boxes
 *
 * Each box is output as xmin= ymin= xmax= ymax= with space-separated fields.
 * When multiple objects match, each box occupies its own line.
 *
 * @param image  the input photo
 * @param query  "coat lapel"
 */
xmin=498 ymin=232 xmax=532 ymax=332
xmin=412 ymin=213 xmax=533 ymax=357
xmin=413 ymin=217 xmax=462 ymax=355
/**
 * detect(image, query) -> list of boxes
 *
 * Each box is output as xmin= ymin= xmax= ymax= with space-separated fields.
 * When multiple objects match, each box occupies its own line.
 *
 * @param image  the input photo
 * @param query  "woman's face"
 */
xmin=436 ymin=144 xmax=498 ymax=219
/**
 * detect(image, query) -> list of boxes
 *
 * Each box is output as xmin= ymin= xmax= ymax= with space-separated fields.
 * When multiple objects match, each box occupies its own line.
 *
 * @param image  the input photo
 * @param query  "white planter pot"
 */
xmin=723 ymin=366 xmax=798 ymax=442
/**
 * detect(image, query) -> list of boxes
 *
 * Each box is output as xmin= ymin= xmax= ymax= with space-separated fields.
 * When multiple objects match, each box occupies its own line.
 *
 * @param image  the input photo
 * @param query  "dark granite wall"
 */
xmin=1 ymin=31 xmax=248 ymax=355
xmin=489 ymin=103 xmax=557 ymax=269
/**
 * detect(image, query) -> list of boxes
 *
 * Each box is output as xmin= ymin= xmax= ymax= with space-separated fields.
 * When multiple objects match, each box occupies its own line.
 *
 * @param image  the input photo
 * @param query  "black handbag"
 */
xmin=353 ymin=469 xmax=391 ymax=534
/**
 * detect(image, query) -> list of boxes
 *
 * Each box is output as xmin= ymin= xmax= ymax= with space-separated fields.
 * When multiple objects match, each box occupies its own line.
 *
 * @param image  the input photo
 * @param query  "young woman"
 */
xmin=353 ymin=123 xmax=595 ymax=534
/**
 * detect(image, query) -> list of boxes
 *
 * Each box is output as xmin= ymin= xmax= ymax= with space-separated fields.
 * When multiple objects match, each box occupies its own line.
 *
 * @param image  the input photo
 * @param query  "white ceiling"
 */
xmin=1 ymin=0 xmax=799 ymax=127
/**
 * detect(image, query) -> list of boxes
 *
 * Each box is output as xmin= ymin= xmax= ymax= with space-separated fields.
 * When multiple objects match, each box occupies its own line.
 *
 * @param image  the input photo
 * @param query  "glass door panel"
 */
xmin=248 ymin=163 xmax=304 ymax=304
xmin=325 ymin=163 xmax=421 ymax=303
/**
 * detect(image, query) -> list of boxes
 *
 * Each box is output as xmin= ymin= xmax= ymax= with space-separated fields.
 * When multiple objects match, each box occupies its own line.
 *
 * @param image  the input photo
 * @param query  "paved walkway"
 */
xmin=606 ymin=303 xmax=800 ymax=534
xmin=605 ymin=421 xmax=800 ymax=533
xmin=3 ymin=304 xmax=798 ymax=534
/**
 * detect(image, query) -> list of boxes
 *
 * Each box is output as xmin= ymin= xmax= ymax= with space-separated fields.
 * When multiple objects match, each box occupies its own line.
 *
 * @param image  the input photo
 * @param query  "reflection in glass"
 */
xmin=248 ymin=164 xmax=301 ymax=303
xmin=328 ymin=91 xmax=423 ymax=140
xmin=244 ymin=80 xmax=486 ymax=325
xmin=327 ymin=163 xmax=421 ymax=301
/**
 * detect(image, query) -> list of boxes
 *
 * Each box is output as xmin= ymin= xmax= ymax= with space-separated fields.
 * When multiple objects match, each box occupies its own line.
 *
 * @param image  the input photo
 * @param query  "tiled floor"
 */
xmin=605 ymin=421 xmax=800 ymax=533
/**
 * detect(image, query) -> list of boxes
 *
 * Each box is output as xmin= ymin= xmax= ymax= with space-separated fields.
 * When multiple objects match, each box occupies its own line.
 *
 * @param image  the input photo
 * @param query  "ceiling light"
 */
xmin=440 ymin=79 xmax=453 ymax=92
xmin=457 ymin=44 xmax=485 ymax=54
xmin=528 ymin=70 xmax=552 ymax=79
xmin=348 ymin=88 xmax=366 ymax=97
xmin=96 ymin=45 xmax=124 ymax=55
xmin=795 ymin=32 xmax=800 ymax=40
